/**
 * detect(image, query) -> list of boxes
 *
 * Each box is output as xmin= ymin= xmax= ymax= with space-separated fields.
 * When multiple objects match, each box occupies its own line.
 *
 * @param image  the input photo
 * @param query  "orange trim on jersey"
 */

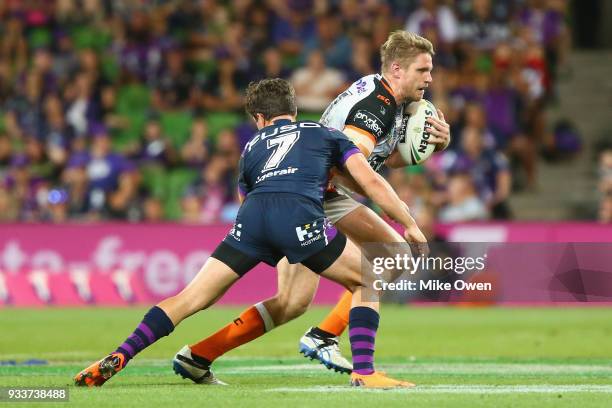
xmin=345 ymin=125 xmax=376 ymax=145
xmin=355 ymin=143 xmax=370 ymax=156
xmin=380 ymin=76 xmax=395 ymax=96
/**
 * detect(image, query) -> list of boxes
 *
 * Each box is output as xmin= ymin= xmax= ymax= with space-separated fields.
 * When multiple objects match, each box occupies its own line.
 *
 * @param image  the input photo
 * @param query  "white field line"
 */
xmin=218 ymin=363 xmax=612 ymax=375
xmin=6 ymin=358 xmax=612 ymax=378
xmin=267 ymin=384 xmax=612 ymax=394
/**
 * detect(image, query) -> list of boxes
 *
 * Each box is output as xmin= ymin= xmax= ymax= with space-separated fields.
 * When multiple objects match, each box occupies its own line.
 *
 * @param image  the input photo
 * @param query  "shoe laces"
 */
xmin=310 ymin=332 xmax=340 ymax=349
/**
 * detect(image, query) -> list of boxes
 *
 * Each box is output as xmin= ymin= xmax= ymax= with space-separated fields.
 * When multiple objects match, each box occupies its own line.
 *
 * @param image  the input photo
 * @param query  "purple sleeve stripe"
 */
xmin=137 ymin=322 xmax=156 ymax=344
xmin=340 ymin=147 xmax=361 ymax=166
xmin=348 ymin=327 xmax=377 ymax=338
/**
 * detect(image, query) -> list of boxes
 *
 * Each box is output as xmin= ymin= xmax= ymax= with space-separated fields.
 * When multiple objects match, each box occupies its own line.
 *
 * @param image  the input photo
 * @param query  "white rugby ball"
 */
xmin=396 ymin=99 xmax=437 ymax=165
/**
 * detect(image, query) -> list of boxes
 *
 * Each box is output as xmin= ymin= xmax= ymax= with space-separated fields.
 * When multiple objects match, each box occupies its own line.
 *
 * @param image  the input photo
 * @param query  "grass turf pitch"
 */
xmin=1 ymin=306 xmax=612 ymax=407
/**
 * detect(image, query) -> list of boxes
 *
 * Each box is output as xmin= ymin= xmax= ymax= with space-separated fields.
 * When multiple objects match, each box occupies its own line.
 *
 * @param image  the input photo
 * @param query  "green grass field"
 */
xmin=1 ymin=306 xmax=612 ymax=407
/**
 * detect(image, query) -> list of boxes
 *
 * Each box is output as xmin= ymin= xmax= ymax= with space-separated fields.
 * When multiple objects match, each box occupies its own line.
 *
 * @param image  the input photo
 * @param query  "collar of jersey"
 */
xmin=272 ymin=119 xmax=293 ymax=125
xmin=259 ymin=118 xmax=294 ymax=131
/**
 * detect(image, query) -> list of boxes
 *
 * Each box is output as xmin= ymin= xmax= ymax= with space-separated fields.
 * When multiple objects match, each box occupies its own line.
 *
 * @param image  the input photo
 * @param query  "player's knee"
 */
xmin=283 ymin=297 xmax=311 ymax=321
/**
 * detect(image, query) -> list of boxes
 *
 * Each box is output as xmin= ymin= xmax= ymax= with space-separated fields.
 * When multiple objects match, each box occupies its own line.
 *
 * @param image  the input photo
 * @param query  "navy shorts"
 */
xmin=220 ymin=193 xmax=344 ymax=272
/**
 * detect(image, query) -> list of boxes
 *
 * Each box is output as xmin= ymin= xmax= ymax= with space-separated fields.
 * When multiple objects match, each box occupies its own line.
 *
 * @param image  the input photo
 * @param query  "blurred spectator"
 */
xmin=443 ymin=127 xmax=512 ymax=219
xmin=0 ymin=133 xmax=13 ymax=169
xmin=181 ymin=118 xmax=212 ymax=168
xmin=215 ymin=129 xmax=241 ymax=170
xmin=439 ymin=173 xmax=488 ymax=222
xmin=599 ymin=196 xmax=612 ymax=224
xmin=515 ymin=0 xmax=569 ymax=96
xmin=64 ymin=72 xmax=98 ymax=136
xmin=0 ymin=180 xmax=18 ymax=221
xmin=251 ymin=47 xmax=291 ymax=81
xmin=134 ymin=118 xmax=176 ymax=167
xmin=189 ymin=0 xmax=229 ymax=51
xmin=77 ymin=124 xmax=137 ymax=218
xmin=43 ymin=94 xmax=72 ymax=168
xmin=152 ymin=48 xmax=196 ymax=111
xmin=181 ymin=155 xmax=234 ymax=224
xmin=598 ymin=148 xmax=612 ymax=224
xmin=345 ymin=33 xmax=377 ymax=82
xmin=0 ymin=16 xmax=28 ymax=74
xmin=244 ymin=3 xmax=275 ymax=56
xmin=404 ymin=0 xmax=459 ymax=45
xmin=61 ymin=153 xmax=89 ymax=219
xmin=141 ymin=195 xmax=164 ymax=223
xmin=458 ymin=0 xmax=510 ymax=52
xmin=0 ymin=1 xmax=576 ymax=223
xmin=272 ymin=0 xmax=315 ymax=56
xmin=301 ymin=12 xmax=352 ymax=69
xmin=4 ymin=154 xmax=47 ymax=221
xmin=201 ymin=48 xmax=248 ymax=112
xmin=291 ymin=50 xmax=345 ymax=112
xmin=598 ymin=149 xmax=612 ymax=195
xmin=41 ymin=187 xmax=70 ymax=223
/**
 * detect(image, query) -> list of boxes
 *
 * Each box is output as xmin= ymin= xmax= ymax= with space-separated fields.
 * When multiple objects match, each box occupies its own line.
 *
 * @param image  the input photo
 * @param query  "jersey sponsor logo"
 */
xmin=353 ymin=110 xmax=384 ymax=138
xmin=377 ymin=94 xmax=391 ymax=105
xmin=355 ymin=79 xmax=367 ymax=94
xmin=229 ymin=223 xmax=242 ymax=241
xmin=295 ymin=219 xmax=326 ymax=247
xmin=255 ymin=166 xmax=299 ymax=184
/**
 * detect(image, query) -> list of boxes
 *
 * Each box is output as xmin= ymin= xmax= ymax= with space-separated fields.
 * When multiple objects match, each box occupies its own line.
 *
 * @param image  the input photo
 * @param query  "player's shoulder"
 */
xmin=295 ymin=120 xmax=348 ymax=140
xmin=348 ymin=74 xmax=378 ymax=95
xmin=349 ymin=74 xmax=395 ymax=111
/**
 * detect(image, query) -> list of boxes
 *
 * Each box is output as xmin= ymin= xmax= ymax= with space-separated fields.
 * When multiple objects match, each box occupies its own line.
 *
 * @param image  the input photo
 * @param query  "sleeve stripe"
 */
xmin=340 ymin=147 xmax=361 ymax=166
xmin=238 ymin=185 xmax=247 ymax=200
xmin=345 ymin=125 xmax=377 ymax=145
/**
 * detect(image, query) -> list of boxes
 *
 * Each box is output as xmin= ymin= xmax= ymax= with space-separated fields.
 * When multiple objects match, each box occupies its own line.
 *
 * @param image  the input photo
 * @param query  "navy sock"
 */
xmin=348 ymin=307 xmax=379 ymax=375
xmin=115 ymin=306 xmax=175 ymax=366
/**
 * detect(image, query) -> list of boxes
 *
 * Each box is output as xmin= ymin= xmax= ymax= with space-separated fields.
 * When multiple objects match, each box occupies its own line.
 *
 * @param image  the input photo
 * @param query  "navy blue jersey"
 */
xmin=238 ymin=119 xmax=360 ymax=203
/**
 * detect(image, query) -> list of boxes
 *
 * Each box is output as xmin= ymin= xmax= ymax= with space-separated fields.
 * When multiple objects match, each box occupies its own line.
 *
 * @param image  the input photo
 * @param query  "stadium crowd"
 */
xmin=0 ymin=0 xmax=573 ymax=224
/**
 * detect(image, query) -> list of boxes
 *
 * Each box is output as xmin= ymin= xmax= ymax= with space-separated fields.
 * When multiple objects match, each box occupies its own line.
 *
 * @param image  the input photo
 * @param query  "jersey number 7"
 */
xmin=262 ymin=131 xmax=300 ymax=172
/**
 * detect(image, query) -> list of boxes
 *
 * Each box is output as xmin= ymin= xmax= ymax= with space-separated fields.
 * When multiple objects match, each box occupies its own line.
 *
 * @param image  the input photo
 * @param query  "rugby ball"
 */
xmin=396 ymin=99 xmax=438 ymax=165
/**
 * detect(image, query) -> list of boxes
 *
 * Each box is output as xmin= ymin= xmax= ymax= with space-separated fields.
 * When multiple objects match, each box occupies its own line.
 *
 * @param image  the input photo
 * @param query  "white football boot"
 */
xmin=173 ymin=345 xmax=227 ymax=385
xmin=299 ymin=327 xmax=352 ymax=374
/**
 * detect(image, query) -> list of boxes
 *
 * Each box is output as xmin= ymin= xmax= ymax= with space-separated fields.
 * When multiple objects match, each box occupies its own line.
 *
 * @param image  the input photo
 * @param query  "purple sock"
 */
xmin=349 ymin=306 xmax=379 ymax=375
xmin=115 ymin=306 xmax=174 ymax=367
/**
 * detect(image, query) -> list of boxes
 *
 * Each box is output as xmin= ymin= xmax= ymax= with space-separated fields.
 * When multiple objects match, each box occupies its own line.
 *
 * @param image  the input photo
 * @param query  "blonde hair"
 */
xmin=380 ymin=31 xmax=435 ymax=72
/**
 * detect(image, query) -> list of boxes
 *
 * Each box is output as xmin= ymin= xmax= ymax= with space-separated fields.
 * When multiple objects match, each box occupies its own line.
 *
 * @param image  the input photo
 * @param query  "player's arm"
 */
xmin=343 ymin=125 xmax=375 ymax=157
xmin=328 ymin=125 xmax=376 ymax=195
xmin=237 ymin=156 xmax=248 ymax=203
xmin=344 ymin=152 xmax=426 ymax=244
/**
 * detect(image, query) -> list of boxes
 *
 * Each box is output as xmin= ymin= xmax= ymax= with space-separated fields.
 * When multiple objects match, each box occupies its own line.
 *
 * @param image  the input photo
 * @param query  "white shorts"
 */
xmin=323 ymin=191 xmax=364 ymax=224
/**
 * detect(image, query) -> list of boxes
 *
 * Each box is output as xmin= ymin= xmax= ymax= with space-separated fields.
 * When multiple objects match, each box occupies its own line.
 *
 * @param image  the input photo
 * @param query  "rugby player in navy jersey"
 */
xmin=179 ymin=31 xmax=451 ymax=375
xmin=74 ymin=78 xmax=426 ymax=388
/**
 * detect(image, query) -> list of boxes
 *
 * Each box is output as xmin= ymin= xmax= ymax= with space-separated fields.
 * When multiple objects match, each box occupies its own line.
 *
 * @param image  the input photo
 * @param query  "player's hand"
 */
xmin=403 ymin=224 xmax=429 ymax=258
xmin=426 ymin=109 xmax=451 ymax=152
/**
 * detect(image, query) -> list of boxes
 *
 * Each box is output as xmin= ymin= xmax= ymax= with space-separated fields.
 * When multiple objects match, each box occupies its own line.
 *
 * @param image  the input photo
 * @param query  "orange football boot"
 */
xmin=74 ymin=353 xmax=125 ymax=387
xmin=350 ymin=371 xmax=415 ymax=389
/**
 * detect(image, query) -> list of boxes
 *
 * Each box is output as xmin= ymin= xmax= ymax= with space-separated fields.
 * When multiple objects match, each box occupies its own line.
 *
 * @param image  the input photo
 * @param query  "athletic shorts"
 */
xmin=215 ymin=193 xmax=347 ymax=276
xmin=323 ymin=190 xmax=364 ymax=224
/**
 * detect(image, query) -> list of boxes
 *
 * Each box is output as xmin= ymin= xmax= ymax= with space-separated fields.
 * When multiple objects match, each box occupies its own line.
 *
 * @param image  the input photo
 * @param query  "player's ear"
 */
xmin=252 ymin=113 xmax=265 ymax=129
xmin=390 ymin=61 xmax=402 ymax=78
